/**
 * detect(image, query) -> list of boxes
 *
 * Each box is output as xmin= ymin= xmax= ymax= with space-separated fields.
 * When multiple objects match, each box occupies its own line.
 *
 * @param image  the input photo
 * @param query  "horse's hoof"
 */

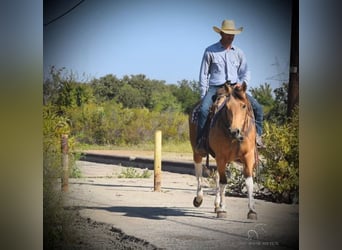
xmin=214 ymin=206 xmax=223 ymax=213
xmin=216 ymin=210 xmax=227 ymax=218
xmin=193 ymin=197 xmax=203 ymax=207
xmin=247 ymin=210 xmax=257 ymax=220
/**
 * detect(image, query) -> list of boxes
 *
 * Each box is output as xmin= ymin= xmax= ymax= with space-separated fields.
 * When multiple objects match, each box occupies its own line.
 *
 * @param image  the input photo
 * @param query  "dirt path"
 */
xmin=60 ymin=207 xmax=158 ymax=249
xmin=63 ymin=160 xmax=299 ymax=250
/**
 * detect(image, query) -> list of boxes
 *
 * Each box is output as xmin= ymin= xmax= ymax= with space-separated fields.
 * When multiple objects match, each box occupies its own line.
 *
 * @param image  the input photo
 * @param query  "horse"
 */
xmin=189 ymin=82 xmax=258 ymax=219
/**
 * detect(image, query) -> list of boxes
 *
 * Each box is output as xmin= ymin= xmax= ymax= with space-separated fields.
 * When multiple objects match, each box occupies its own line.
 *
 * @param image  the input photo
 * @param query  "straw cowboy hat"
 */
xmin=213 ymin=19 xmax=243 ymax=35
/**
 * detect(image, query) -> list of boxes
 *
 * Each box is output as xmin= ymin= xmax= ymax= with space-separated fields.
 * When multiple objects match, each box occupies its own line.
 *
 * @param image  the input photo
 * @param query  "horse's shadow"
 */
xmin=68 ymin=205 xmax=252 ymax=225
xmin=73 ymin=205 xmax=211 ymax=220
xmin=66 ymin=205 xmax=253 ymax=240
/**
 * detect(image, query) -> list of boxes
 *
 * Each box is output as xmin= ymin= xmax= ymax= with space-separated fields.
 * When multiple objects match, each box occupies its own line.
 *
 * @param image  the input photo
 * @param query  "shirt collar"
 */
xmin=217 ymin=41 xmax=235 ymax=50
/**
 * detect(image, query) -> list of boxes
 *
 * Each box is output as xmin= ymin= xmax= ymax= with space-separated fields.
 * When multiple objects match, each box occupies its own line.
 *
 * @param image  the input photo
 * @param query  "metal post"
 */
xmin=61 ymin=134 xmax=69 ymax=192
xmin=154 ymin=130 xmax=162 ymax=192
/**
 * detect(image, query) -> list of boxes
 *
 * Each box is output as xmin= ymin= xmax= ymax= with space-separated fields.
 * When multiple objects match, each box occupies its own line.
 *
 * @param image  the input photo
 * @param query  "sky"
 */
xmin=44 ymin=0 xmax=292 ymax=90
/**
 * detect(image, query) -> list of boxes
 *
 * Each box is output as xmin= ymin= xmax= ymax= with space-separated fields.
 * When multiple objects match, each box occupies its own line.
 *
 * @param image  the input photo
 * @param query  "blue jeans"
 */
xmin=247 ymin=92 xmax=263 ymax=136
xmin=197 ymin=85 xmax=263 ymax=141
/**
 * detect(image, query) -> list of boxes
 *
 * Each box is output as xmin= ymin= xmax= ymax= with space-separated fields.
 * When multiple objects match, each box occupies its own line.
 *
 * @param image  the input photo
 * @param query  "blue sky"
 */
xmin=44 ymin=0 xmax=292 ymax=90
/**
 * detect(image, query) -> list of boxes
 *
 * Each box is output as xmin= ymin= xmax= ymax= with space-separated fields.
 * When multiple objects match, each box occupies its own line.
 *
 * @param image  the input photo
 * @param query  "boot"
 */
xmin=195 ymin=137 xmax=207 ymax=155
xmin=256 ymin=135 xmax=266 ymax=148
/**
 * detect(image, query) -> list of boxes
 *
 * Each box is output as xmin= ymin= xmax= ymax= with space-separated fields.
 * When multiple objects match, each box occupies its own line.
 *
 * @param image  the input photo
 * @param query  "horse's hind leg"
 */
xmin=193 ymin=154 xmax=204 ymax=207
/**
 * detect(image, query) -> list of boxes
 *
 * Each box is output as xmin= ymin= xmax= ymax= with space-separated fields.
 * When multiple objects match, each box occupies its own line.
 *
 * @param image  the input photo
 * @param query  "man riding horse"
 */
xmin=196 ymin=19 xmax=265 ymax=154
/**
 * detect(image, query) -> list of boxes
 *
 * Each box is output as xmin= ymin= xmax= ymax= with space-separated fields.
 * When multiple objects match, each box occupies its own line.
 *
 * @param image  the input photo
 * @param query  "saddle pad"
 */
xmin=191 ymin=103 xmax=201 ymax=123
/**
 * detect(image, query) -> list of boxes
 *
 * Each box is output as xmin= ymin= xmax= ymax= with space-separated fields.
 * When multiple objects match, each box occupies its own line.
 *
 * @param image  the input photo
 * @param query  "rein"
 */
xmin=242 ymin=101 xmax=256 ymax=137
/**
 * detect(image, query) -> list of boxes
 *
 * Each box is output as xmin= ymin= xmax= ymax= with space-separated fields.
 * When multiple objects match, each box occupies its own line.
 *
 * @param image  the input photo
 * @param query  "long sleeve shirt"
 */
xmin=199 ymin=41 xmax=251 ymax=98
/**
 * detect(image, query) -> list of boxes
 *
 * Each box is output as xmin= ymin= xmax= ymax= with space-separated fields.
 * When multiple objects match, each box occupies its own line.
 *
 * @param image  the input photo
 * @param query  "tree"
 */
xmin=150 ymin=89 xmax=181 ymax=112
xmin=171 ymin=79 xmax=201 ymax=114
xmin=122 ymin=74 xmax=154 ymax=108
xmin=249 ymin=83 xmax=275 ymax=117
xmin=91 ymin=74 xmax=122 ymax=102
xmin=44 ymin=67 xmax=94 ymax=110
xmin=267 ymin=82 xmax=288 ymax=124
xmin=250 ymin=82 xmax=289 ymax=124
xmin=116 ymin=83 xmax=145 ymax=108
xmin=43 ymin=66 xmax=65 ymax=105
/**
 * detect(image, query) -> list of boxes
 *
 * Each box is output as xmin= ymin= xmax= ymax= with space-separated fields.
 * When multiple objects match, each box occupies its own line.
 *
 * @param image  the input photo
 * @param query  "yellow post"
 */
xmin=154 ymin=130 xmax=162 ymax=192
xmin=61 ymin=134 xmax=69 ymax=192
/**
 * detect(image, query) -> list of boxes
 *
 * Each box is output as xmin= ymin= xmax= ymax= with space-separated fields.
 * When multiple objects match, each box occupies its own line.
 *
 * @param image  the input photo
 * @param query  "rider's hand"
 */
xmin=234 ymin=83 xmax=242 ymax=89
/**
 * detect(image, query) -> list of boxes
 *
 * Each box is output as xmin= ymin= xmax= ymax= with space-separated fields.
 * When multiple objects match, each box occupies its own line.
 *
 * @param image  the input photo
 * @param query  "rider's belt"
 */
xmin=215 ymin=81 xmax=237 ymax=88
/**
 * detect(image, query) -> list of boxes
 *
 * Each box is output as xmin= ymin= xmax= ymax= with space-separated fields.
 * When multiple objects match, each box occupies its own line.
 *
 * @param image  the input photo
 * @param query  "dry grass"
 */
xmin=76 ymin=141 xmax=193 ymax=154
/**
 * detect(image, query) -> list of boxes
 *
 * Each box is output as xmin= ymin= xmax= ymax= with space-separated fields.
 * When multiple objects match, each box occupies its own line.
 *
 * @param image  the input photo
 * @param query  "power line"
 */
xmin=44 ymin=0 xmax=85 ymax=27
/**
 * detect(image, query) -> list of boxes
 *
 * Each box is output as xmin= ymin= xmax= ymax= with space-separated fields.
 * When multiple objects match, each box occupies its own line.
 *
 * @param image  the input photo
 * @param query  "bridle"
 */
xmin=218 ymin=94 xmax=255 ymax=141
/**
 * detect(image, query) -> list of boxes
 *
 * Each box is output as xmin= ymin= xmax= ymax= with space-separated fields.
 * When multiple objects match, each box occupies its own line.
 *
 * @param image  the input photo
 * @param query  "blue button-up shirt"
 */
xmin=199 ymin=41 xmax=251 ymax=98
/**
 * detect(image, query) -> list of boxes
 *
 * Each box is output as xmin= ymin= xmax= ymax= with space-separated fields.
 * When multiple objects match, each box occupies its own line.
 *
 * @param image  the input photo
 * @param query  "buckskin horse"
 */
xmin=189 ymin=82 xmax=258 ymax=219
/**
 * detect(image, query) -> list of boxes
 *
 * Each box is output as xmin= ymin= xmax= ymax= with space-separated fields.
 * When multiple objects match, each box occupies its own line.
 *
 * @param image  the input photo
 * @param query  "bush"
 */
xmin=261 ymin=106 xmax=299 ymax=203
xmin=66 ymin=101 xmax=189 ymax=146
xmin=43 ymin=106 xmax=79 ymax=248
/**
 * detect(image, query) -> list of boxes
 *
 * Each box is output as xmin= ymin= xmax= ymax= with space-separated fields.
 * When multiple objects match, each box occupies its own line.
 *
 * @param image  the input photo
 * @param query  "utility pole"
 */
xmin=287 ymin=0 xmax=299 ymax=117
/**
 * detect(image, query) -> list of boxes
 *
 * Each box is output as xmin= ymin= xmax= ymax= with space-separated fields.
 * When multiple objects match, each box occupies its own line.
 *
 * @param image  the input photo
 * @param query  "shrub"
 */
xmin=43 ymin=106 xmax=79 ymax=248
xmin=261 ymin=106 xmax=299 ymax=203
xmin=225 ymin=163 xmax=246 ymax=196
xmin=159 ymin=111 xmax=189 ymax=142
xmin=67 ymin=101 xmax=189 ymax=146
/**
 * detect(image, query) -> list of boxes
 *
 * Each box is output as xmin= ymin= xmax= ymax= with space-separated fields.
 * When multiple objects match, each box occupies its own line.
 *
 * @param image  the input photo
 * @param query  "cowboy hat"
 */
xmin=213 ymin=19 xmax=243 ymax=35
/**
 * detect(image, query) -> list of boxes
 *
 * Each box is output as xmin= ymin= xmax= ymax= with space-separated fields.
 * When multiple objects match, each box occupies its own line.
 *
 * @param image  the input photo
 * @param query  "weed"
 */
xmin=118 ymin=167 xmax=152 ymax=178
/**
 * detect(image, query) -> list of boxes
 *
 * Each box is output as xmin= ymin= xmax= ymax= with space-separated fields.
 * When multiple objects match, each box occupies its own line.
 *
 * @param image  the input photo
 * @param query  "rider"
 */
xmin=195 ymin=19 xmax=265 ymax=154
